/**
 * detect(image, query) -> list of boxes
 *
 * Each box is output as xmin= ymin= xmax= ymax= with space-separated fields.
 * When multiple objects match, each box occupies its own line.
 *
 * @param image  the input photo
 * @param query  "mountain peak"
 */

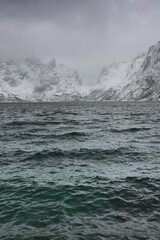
xmin=47 ymin=59 xmax=56 ymax=68
xmin=91 ymin=40 xmax=160 ymax=101
xmin=0 ymin=57 xmax=84 ymax=101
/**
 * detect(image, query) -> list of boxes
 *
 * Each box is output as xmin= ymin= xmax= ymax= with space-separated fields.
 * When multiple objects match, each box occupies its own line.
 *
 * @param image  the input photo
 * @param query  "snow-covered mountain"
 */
xmin=0 ymin=57 xmax=87 ymax=101
xmin=1 ymin=41 xmax=160 ymax=102
xmin=90 ymin=41 xmax=160 ymax=101
xmin=0 ymin=77 xmax=20 ymax=102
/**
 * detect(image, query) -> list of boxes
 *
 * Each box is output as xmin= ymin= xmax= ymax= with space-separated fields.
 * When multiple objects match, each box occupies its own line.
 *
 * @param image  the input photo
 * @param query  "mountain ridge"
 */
xmin=90 ymin=41 xmax=160 ymax=101
xmin=0 ymin=58 xmax=87 ymax=101
xmin=1 ymin=41 xmax=160 ymax=101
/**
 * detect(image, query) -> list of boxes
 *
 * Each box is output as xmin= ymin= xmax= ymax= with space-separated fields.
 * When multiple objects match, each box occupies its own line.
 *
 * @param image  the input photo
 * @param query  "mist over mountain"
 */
xmin=90 ymin=41 xmax=160 ymax=101
xmin=1 ymin=41 xmax=160 ymax=101
xmin=0 ymin=57 xmax=89 ymax=101
xmin=1 ymin=0 xmax=160 ymax=85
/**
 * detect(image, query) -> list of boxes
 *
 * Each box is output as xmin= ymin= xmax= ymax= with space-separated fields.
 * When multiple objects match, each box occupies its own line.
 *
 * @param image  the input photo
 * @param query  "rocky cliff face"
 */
xmin=0 ymin=78 xmax=20 ymax=102
xmin=91 ymin=41 xmax=160 ymax=101
xmin=0 ymin=58 xmax=84 ymax=101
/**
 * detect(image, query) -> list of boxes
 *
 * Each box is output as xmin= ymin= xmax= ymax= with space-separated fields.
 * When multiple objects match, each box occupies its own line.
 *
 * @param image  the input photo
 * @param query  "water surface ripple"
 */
xmin=0 ymin=102 xmax=160 ymax=240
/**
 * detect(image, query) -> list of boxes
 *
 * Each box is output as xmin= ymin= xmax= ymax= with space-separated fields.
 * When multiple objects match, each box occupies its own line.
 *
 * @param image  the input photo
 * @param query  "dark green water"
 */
xmin=0 ymin=102 xmax=160 ymax=240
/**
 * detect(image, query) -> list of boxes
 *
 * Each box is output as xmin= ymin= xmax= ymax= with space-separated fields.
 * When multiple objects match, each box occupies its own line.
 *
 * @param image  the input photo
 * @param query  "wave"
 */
xmin=58 ymin=131 xmax=88 ymax=138
xmin=109 ymin=127 xmax=151 ymax=133
xmin=21 ymin=147 xmax=146 ymax=162
xmin=6 ymin=121 xmax=62 ymax=126
xmin=12 ymin=131 xmax=88 ymax=140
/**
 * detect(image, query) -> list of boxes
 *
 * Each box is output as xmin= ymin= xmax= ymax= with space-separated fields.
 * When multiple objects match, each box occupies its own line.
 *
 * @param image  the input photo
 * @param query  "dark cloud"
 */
xmin=0 ymin=0 xmax=160 ymax=84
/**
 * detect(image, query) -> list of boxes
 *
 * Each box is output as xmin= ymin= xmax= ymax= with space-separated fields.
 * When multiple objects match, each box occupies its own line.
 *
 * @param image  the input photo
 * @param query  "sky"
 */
xmin=0 ymin=0 xmax=160 ymax=85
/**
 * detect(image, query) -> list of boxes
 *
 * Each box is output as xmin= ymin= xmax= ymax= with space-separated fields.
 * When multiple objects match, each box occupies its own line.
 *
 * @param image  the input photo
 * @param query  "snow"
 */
xmin=0 ymin=58 xmax=88 ymax=101
xmin=0 ymin=41 xmax=160 ymax=101
xmin=98 ymin=61 xmax=130 ymax=89
xmin=91 ymin=41 xmax=160 ymax=101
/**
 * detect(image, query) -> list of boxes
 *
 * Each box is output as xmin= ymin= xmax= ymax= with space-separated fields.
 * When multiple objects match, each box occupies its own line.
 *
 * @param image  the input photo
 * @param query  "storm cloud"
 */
xmin=0 ymin=0 xmax=160 ymax=84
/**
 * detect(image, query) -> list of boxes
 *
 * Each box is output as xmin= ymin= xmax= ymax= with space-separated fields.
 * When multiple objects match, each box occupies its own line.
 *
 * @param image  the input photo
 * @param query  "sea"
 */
xmin=0 ymin=102 xmax=160 ymax=240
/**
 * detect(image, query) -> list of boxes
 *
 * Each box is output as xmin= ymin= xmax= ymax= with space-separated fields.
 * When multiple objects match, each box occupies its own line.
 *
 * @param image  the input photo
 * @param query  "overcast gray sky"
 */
xmin=0 ymin=0 xmax=160 ymax=85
